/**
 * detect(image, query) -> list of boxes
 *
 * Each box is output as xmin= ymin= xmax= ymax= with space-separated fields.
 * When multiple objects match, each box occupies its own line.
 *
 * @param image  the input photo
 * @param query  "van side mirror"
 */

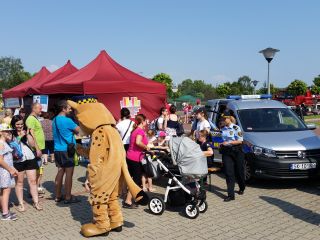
xmin=306 ymin=123 xmax=316 ymax=130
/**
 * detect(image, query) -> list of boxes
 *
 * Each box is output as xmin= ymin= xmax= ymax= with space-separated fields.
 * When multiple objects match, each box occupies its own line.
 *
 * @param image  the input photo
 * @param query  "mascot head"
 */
xmin=68 ymin=96 xmax=116 ymax=135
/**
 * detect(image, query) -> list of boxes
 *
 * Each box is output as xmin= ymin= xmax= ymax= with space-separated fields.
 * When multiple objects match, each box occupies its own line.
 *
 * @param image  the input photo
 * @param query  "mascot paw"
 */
xmin=110 ymin=222 xmax=123 ymax=232
xmin=111 ymin=226 xmax=123 ymax=232
xmin=81 ymin=223 xmax=110 ymax=238
xmin=135 ymin=190 xmax=149 ymax=206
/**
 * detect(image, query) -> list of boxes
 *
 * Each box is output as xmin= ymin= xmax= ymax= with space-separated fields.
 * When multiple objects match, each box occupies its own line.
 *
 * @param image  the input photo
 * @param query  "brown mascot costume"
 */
xmin=68 ymin=96 xmax=148 ymax=238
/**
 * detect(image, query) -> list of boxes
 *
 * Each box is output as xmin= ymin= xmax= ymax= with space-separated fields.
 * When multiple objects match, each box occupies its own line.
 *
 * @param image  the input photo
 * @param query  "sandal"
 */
xmin=122 ymin=202 xmax=138 ymax=209
xmin=64 ymin=197 xmax=81 ymax=204
xmin=33 ymin=202 xmax=43 ymax=211
xmin=16 ymin=203 xmax=26 ymax=212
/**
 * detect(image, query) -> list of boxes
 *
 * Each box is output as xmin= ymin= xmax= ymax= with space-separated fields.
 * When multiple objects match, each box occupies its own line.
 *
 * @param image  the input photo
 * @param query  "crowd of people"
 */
xmin=117 ymin=101 xmax=245 ymax=207
xmin=0 ymin=99 xmax=246 ymax=221
xmin=0 ymin=101 xmax=82 ymax=221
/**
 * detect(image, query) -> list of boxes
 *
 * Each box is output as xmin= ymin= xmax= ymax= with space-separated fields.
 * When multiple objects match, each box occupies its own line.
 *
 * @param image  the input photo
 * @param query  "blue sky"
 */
xmin=0 ymin=0 xmax=319 ymax=88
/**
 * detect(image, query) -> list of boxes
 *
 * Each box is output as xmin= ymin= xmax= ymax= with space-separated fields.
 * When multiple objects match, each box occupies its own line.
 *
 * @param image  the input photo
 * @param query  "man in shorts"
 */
xmin=26 ymin=103 xmax=46 ymax=195
xmin=53 ymin=100 xmax=80 ymax=204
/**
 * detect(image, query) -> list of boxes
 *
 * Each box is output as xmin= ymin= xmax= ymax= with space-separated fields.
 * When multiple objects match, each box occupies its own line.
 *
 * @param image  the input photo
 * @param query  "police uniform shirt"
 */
xmin=221 ymin=123 xmax=243 ymax=144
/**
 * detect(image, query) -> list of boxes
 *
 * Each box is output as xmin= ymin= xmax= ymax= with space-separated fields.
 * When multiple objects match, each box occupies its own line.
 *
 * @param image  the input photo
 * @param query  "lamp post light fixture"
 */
xmin=172 ymin=84 xmax=178 ymax=93
xmin=252 ymin=80 xmax=259 ymax=95
xmin=172 ymin=84 xmax=178 ymax=105
xmin=259 ymin=47 xmax=279 ymax=95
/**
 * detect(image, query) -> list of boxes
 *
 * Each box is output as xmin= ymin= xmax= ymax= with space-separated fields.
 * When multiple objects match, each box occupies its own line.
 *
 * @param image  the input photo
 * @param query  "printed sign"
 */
xmin=33 ymin=95 xmax=49 ymax=112
xmin=120 ymin=97 xmax=141 ymax=117
xmin=4 ymin=98 xmax=20 ymax=108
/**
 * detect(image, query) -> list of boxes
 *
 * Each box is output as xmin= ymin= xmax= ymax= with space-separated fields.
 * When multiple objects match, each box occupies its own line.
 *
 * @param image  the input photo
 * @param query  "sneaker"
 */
xmin=1 ymin=212 xmax=17 ymax=221
xmin=38 ymin=188 xmax=45 ymax=195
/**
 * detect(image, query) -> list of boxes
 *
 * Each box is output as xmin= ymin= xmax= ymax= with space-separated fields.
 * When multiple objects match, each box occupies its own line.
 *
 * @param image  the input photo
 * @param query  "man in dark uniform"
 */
xmin=219 ymin=111 xmax=246 ymax=202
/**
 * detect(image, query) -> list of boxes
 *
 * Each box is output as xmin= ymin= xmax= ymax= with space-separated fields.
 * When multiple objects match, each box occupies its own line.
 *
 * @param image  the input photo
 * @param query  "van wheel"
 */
xmin=245 ymin=160 xmax=253 ymax=183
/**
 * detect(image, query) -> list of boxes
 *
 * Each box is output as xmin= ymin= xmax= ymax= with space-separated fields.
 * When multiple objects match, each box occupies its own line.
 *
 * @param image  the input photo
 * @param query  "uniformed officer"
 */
xmin=219 ymin=111 xmax=245 ymax=202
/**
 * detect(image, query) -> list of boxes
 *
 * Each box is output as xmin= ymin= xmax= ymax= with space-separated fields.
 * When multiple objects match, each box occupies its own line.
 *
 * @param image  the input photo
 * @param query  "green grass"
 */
xmin=304 ymin=115 xmax=320 ymax=120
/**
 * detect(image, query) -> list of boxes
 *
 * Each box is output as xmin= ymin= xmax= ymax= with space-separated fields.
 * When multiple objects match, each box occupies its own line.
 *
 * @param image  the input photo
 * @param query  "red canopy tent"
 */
xmin=42 ymin=50 xmax=167 ymax=120
xmin=3 ymin=67 xmax=51 ymax=98
xmin=27 ymin=60 xmax=78 ymax=95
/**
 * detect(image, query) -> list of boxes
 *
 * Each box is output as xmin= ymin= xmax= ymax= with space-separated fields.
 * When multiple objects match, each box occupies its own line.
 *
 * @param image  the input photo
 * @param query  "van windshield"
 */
xmin=238 ymin=108 xmax=308 ymax=132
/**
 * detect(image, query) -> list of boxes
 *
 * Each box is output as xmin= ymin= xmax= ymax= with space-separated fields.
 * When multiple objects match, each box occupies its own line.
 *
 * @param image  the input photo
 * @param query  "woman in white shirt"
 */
xmin=195 ymin=108 xmax=211 ymax=140
xmin=116 ymin=108 xmax=134 ymax=151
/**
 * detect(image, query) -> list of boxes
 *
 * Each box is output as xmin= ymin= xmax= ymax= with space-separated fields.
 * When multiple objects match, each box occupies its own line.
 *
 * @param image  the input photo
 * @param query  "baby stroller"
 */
xmin=147 ymin=137 xmax=208 ymax=219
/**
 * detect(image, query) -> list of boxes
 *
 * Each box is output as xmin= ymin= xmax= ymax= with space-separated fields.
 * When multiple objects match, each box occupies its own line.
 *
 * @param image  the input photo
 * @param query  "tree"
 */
xmin=6 ymin=71 xmax=31 ymax=89
xmin=152 ymin=73 xmax=174 ymax=98
xmin=257 ymin=82 xmax=279 ymax=95
xmin=287 ymin=79 xmax=308 ymax=96
xmin=0 ymin=56 xmax=31 ymax=91
xmin=311 ymin=85 xmax=320 ymax=94
xmin=177 ymin=79 xmax=216 ymax=100
xmin=0 ymin=57 xmax=24 ymax=81
xmin=216 ymin=83 xmax=232 ymax=97
xmin=178 ymin=79 xmax=194 ymax=96
xmin=313 ymin=75 xmax=320 ymax=87
xmin=237 ymin=75 xmax=254 ymax=95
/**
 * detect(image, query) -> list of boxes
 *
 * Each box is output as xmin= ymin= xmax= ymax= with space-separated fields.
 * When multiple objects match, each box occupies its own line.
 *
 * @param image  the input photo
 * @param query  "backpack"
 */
xmin=149 ymin=118 xmax=159 ymax=131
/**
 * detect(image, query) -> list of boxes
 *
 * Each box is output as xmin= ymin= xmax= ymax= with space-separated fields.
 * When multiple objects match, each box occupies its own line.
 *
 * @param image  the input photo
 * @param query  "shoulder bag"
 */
xmin=122 ymin=121 xmax=133 ymax=141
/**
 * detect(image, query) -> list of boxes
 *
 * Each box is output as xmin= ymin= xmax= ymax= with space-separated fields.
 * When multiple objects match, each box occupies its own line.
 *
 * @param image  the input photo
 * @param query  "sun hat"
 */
xmin=0 ymin=123 xmax=13 ymax=131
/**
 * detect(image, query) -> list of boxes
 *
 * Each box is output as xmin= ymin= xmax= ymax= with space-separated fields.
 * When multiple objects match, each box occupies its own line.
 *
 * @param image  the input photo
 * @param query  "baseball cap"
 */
xmin=158 ymin=131 xmax=166 ymax=137
xmin=195 ymin=107 xmax=206 ymax=114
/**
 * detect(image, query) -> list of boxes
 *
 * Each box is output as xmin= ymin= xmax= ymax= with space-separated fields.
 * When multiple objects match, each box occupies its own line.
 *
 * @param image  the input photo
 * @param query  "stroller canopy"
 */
xmin=169 ymin=137 xmax=208 ymax=177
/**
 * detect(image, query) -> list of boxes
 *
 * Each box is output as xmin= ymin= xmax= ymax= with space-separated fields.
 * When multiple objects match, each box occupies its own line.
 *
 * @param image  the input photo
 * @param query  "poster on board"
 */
xmin=120 ymin=97 xmax=141 ymax=117
xmin=33 ymin=95 xmax=49 ymax=112
xmin=4 ymin=98 xmax=20 ymax=108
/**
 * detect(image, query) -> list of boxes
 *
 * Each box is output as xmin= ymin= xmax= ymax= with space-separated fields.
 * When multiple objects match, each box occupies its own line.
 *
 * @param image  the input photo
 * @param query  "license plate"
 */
xmin=290 ymin=163 xmax=317 ymax=170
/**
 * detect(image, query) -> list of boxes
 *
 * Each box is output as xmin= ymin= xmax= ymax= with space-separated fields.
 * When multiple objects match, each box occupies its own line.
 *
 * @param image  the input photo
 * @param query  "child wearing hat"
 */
xmin=0 ymin=123 xmax=18 ymax=220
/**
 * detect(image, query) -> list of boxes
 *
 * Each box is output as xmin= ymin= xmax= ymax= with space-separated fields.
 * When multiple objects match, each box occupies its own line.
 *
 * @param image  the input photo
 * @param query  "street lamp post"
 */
xmin=259 ymin=47 xmax=280 ymax=95
xmin=252 ymin=80 xmax=259 ymax=95
xmin=172 ymin=84 xmax=178 ymax=105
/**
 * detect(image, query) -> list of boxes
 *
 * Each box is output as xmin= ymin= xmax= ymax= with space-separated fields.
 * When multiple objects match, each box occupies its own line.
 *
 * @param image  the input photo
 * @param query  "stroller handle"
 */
xmin=148 ymin=148 xmax=169 ymax=154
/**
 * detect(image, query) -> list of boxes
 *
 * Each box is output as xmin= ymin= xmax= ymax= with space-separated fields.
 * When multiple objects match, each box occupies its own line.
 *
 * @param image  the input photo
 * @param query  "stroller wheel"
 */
xmin=184 ymin=204 xmax=199 ymax=219
xmin=198 ymin=200 xmax=208 ymax=213
xmin=148 ymin=197 xmax=165 ymax=215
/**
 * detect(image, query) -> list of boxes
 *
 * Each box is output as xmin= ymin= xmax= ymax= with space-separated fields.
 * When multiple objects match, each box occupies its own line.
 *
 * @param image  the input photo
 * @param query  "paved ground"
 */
xmin=0 ymin=162 xmax=319 ymax=240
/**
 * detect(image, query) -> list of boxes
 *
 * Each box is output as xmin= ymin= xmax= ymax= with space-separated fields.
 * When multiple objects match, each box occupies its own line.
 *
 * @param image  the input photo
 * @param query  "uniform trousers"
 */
xmin=222 ymin=146 xmax=246 ymax=198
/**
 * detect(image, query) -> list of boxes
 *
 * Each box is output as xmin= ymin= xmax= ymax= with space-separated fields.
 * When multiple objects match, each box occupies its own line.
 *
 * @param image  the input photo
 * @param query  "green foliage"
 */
xmin=152 ymin=73 xmax=173 ymax=98
xmin=313 ymin=75 xmax=320 ymax=87
xmin=237 ymin=75 xmax=254 ymax=95
xmin=177 ymin=79 xmax=216 ymax=100
xmin=0 ymin=56 xmax=31 ymax=91
xmin=257 ymin=82 xmax=279 ymax=95
xmin=311 ymin=75 xmax=320 ymax=94
xmin=6 ymin=71 xmax=31 ymax=89
xmin=0 ymin=57 xmax=24 ymax=81
xmin=311 ymin=85 xmax=320 ymax=94
xmin=287 ymin=79 xmax=308 ymax=96
xmin=216 ymin=83 xmax=232 ymax=97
